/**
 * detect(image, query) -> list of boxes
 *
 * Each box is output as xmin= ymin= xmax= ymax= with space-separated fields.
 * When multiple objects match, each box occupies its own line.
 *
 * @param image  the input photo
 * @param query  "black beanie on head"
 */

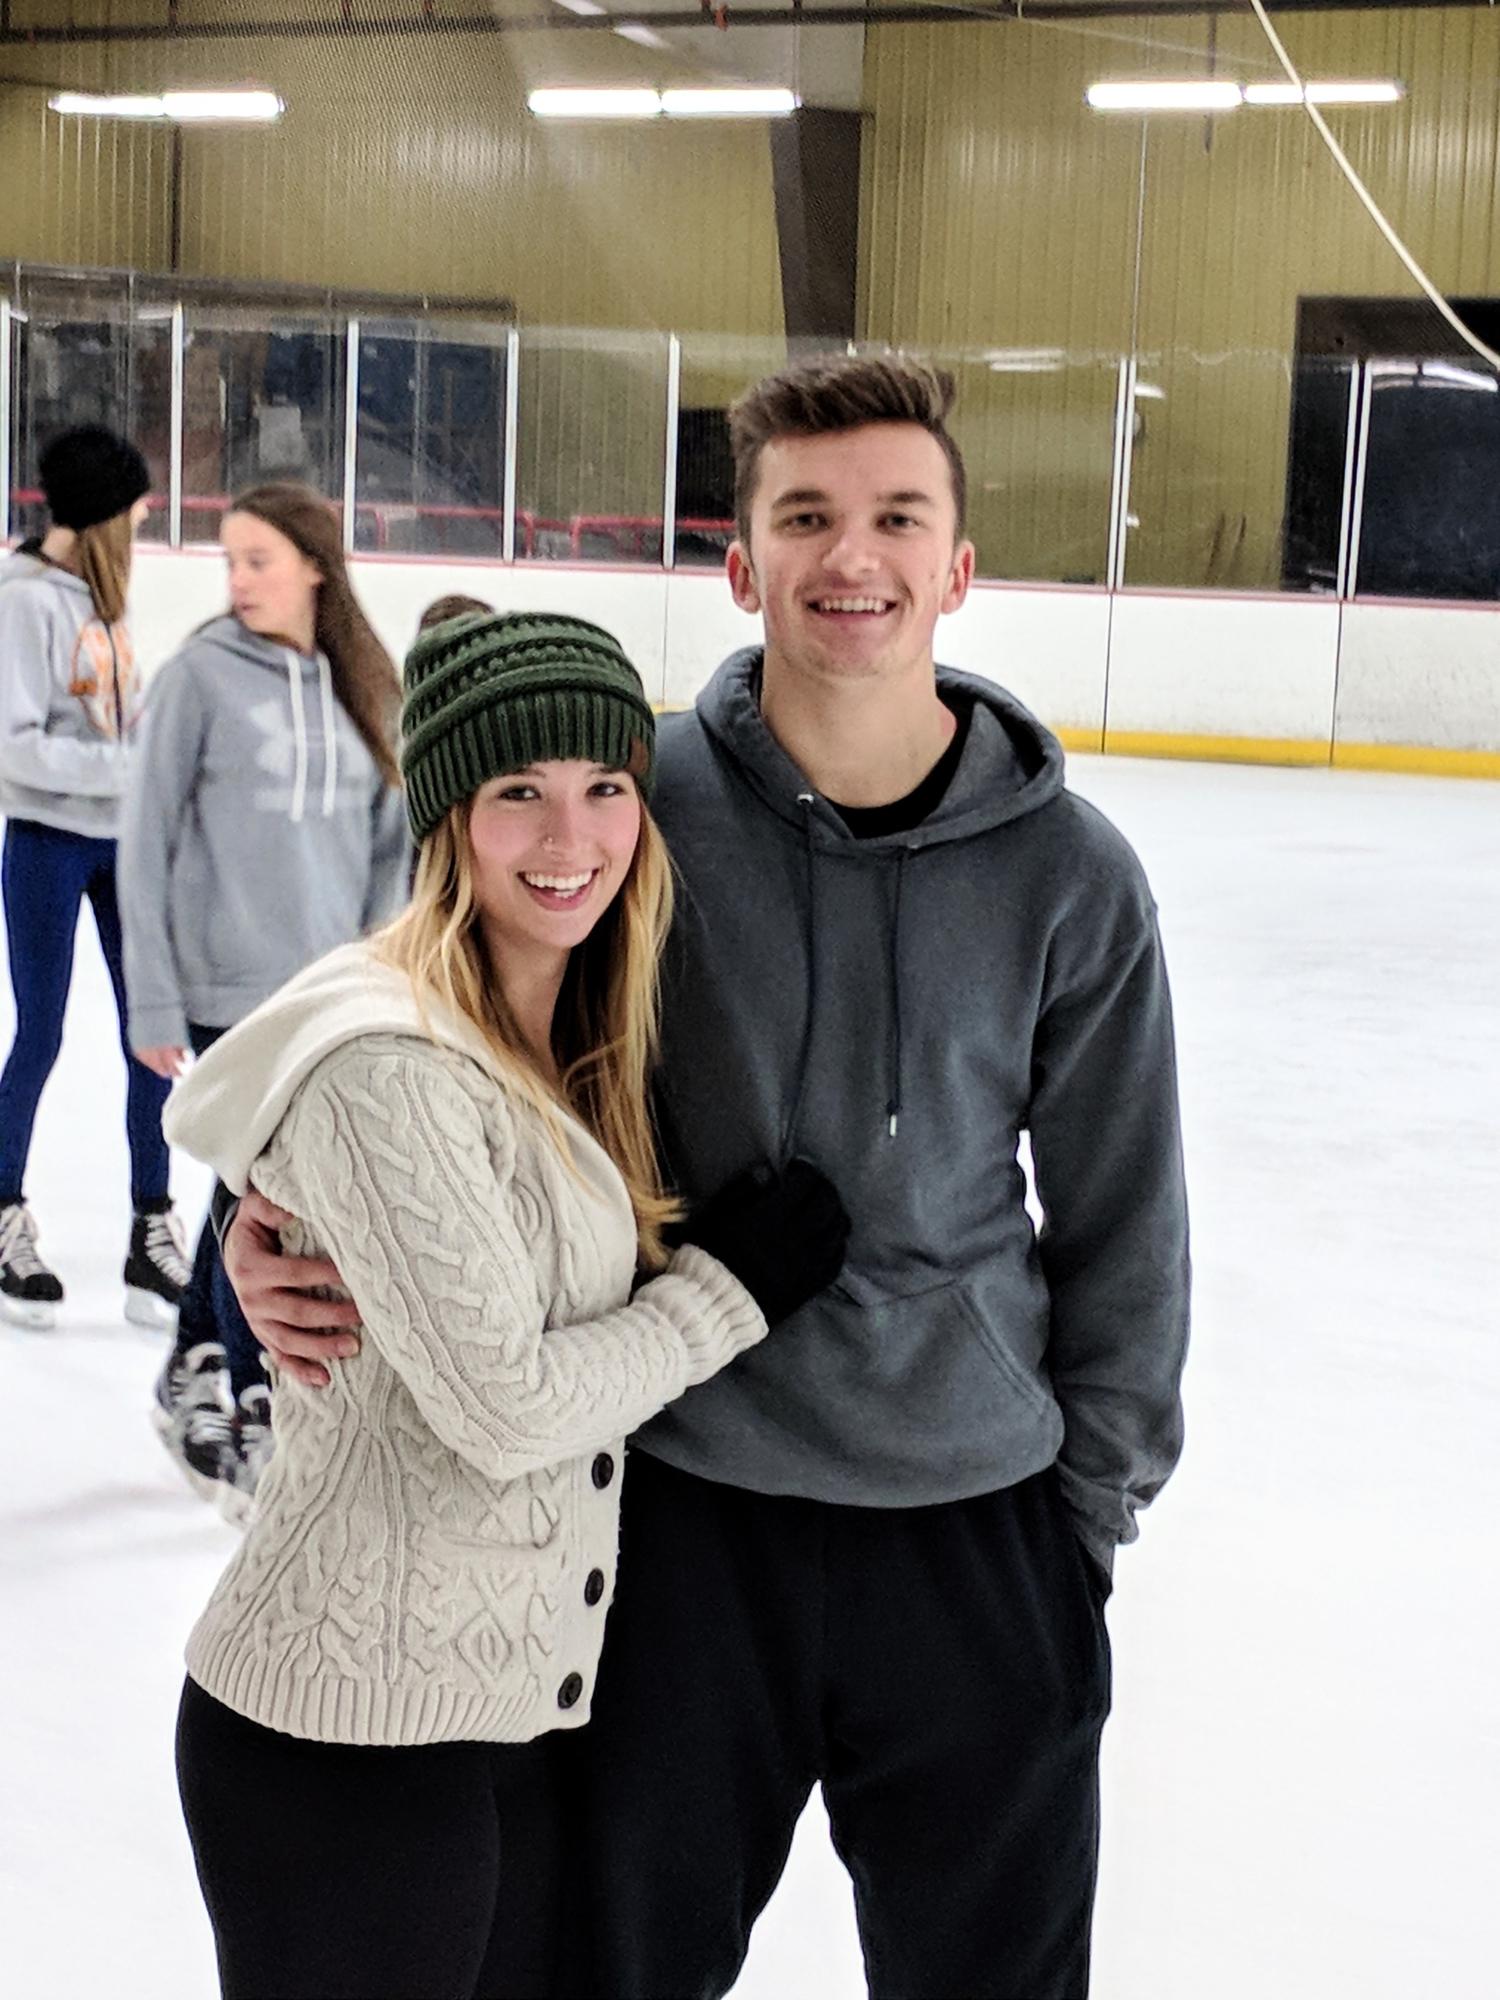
xmin=39 ymin=425 xmax=151 ymax=532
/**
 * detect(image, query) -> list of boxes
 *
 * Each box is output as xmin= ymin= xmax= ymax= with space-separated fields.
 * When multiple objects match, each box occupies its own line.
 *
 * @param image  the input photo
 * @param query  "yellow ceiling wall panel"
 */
xmin=862 ymin=8 xmax=1500 ymax=589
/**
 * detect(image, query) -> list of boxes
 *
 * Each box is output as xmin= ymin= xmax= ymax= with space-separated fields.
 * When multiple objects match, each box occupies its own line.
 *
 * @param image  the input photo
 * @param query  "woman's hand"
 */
xmin=224 ymin=1188 xmax=362 ymax=1390
xmin=136 ymin=1045 xmax=188 ymax=1079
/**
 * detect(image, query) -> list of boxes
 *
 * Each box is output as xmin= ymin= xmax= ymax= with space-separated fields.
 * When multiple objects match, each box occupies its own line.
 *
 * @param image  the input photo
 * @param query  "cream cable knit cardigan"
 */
xmin=164 ymin=943 xmax=768 ymax=1747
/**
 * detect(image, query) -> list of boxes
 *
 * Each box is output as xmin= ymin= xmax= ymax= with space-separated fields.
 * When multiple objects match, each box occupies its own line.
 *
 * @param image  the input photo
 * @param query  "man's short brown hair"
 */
xmin=728 ymin=353 xmax=967 ymax=548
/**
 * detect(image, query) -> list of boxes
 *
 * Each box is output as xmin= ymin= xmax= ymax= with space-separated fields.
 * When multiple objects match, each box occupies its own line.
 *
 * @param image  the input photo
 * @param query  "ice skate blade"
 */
xmin=150 ymin=1412 xmax=233 ymax=1510
xmin=125 ymin=1286 xmax=179 ymax=1331
xmin=1 ymin=1295 xmax=59 ymax=1331
xmin=215 ymin=1480 xmax=255 ymax=1531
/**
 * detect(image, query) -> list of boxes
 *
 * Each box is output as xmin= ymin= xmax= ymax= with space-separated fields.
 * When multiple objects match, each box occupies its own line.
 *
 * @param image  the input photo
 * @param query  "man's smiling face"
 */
xmin=727 ymin=422 xmax=975 ymax=689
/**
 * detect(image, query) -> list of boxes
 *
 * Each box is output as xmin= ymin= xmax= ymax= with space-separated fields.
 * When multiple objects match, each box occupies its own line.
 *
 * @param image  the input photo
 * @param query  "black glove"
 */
xmin=680 ymin=1158 xmax=850 ymax=1327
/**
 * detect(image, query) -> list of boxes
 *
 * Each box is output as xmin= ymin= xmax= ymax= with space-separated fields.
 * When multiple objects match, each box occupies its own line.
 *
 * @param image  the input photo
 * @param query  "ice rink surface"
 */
xmin=2 ymin=752 xmax=1497 ymax=2000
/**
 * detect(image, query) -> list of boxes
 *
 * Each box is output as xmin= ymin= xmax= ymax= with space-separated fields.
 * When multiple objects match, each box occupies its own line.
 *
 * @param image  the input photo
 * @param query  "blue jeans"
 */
xmin=0 ymin=818 xmax=170 ymax=1208
xmin=178 ymin=1022 xmax=264 ymax=1401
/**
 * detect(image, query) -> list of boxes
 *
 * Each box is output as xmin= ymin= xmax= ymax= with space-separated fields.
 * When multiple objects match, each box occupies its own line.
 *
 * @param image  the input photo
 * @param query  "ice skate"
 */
xmin=123 ymin=1201 xmax=190 ymax=1329
xmin=217 ymin=1381 xmax=274 ymax=1528
xmin=151 ymin=1336 xmax=236 ymax=1505
xmin=0 ymin=1202 xmax=64 ymax=1331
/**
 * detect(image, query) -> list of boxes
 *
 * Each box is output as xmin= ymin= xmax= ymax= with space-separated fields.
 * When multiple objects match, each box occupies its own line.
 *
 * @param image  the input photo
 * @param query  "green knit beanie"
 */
xmin=401 ymin=610 xmax=657 ymax=843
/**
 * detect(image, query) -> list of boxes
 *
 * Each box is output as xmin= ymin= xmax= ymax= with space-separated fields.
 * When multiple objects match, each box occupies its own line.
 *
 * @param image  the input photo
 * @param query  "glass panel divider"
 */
xmin=0 ymin=298 xmax=12 ymax=544
xmin=1342 ymin=362 xmax=1374 ymax=601
xmin=662 ymin=332 xmax=682 ymax=572
xmin=341 ymin=317 xmax=361 ymax=556
xmin=1105 ymin=354 xmax=1134 ymax=591
xmin=168 ymin=303 xmax=184 ymax=548
xmin=502 ymin=326 xmax=520 ymax=564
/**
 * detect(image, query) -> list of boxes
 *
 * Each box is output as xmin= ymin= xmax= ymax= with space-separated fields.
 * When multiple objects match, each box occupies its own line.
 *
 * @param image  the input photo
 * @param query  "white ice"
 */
xmin=1 ymin=756 xmax=1497 ymax=2000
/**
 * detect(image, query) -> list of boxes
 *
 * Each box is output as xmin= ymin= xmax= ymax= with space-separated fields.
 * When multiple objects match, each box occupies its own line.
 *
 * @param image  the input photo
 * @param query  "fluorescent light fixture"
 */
xmin=49 ymin=92 xmax=167 ymax=119
xmin=613 ymin=24 xmax=670 ymax=50
xmin=1086 ymin=80 xmax=1242 ymax=112
xmin=162 ymin=90 xmax=283 ymax=122
xmin=529 ymin=88 xmax=663 ymax=119
xmin=1244 ymin=79 xmax=1403 ymax=107
xmin=984 ymin=347 xmax=1065 ymax=374
xmin=661 ymin=89 xmax=798 ymax=118
xmin=50 ymin=88 xmax=283 ymax=123
xmin=1421 ymin=360 xmax=1497 ymax=392
xmin=1133 ymin=382 xmax=1167 ymax=400
xmin=551 ymin=0 xmax=608 ymax=12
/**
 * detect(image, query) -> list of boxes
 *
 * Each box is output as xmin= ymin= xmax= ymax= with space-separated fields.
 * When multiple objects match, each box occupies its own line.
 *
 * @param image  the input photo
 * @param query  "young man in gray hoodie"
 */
xmin=225 ymin=355 xmax=1189 ymax=1998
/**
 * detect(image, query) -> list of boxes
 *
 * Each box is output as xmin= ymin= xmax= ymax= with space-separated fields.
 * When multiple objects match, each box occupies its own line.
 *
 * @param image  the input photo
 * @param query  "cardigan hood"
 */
xmin=164 ymin=938 xmax=600 ymax=1195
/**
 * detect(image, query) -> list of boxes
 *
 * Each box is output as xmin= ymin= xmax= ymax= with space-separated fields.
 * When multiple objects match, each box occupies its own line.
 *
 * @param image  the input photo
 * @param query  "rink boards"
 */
xmin=129 ymin=548 xmax=1500 ymax=779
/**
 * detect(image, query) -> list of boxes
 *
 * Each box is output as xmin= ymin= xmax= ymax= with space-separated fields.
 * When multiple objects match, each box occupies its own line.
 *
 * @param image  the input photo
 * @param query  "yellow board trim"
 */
xmin=1330 ymin=741 xmax=1500 ymax=781
xmin=1054 ymin=728 xmax=1500 ymax=781
xmin=1103 ymin=730 xmax=1330 ymax=768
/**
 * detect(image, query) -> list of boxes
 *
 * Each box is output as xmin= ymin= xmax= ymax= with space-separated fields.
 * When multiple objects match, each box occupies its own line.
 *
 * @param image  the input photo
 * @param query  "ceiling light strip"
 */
xmin=1087 ymin=78 xmax=1403 ymax=113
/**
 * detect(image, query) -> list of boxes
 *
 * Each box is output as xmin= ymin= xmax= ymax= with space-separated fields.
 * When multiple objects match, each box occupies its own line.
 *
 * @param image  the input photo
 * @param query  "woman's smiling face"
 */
xmin=466 ymin=758 xmax=643 ymax=967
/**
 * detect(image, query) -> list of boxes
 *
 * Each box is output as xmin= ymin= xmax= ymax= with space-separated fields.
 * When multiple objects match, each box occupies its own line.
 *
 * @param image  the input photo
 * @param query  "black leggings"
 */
xmin=176 ymin=1679 xmax=565 ymax=2000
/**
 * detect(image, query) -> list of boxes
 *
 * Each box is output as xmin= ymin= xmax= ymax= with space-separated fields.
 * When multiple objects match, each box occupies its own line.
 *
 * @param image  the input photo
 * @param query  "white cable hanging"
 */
xmin=1247 ymin=0 xmax=1500 ymax=373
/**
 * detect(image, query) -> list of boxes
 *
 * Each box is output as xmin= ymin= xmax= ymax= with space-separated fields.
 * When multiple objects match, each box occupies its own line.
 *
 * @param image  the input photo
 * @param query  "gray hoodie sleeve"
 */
xmin=119 ymin=658 xmax=206 ymax=1050
xmin=1029 ymin=903 xmax=1190 ymax=1577
xmin=362 ymin=777 xmax=410 ymax=929
xmin=0 ymin=584 xmax=122 ymax=798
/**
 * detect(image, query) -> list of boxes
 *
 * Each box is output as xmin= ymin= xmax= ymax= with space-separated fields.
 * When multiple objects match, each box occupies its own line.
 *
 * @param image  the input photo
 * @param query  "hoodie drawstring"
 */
xmin=285 ymin=650 xmax=338 ymax=822
xmin=778 ymin=792 xmax=821 ymax=1166
xmin=780 ymin=793 xmax=909 ymax=1158
xmin=285 ymin=649 xmax=310 ymax=824
xmin=886 ymin=850 xmax=909 ymax=1140
xmin=316 ymin=654 xmax=338 ymax=817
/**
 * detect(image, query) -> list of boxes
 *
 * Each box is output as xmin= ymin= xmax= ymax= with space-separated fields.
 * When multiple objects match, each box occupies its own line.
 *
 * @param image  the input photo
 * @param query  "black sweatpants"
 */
xmin=176 ymin=1679 xmax=565 ymax=2000
xmin=557 ymin=1452 xmax=1112 ymax=2000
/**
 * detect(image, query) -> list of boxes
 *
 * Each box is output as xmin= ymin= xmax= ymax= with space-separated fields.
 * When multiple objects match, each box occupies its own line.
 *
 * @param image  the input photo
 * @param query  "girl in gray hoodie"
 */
xmin=119 ymin=481 xmax=409 ymax=1514
xmin=0 ymin=425 xmax=190 ymax=1334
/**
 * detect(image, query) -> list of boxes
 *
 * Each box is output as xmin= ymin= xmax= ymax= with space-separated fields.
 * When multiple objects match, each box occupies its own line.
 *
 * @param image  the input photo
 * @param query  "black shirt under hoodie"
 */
xmin=635 ymin=650 xmax=1190 ymax=1575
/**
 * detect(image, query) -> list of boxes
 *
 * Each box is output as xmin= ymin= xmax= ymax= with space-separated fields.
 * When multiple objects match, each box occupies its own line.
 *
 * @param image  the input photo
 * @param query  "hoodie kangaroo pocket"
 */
xmin=837 ymin=1279 xmax=1062 ymax=1486
xmin=952 ymin=1286 xmax=1056 ymax=1424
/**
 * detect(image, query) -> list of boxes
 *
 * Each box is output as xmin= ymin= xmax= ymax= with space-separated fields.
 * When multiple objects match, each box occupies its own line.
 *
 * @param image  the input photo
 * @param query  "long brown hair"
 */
xmin=75 ymin=509 xmax=134 ymax=627
xmin=226 ymin=483 xmax=401 ymax=787
xmin=371 ymin=792 xmax=681 ymax=1269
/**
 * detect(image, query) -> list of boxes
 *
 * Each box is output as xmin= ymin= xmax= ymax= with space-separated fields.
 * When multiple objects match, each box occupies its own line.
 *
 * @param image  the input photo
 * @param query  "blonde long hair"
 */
xmin=371 ymin=792 xmax=680 ymax=1269
xmin=75 ymin=509 xmax=134 ymax=627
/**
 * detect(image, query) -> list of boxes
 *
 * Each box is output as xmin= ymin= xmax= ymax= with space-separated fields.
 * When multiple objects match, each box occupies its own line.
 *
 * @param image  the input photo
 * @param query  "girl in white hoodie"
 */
xmin=0 ymin=425 xmax=190 ymax=1331
xmin=120 ymin=480 xmax=409 ymax=1514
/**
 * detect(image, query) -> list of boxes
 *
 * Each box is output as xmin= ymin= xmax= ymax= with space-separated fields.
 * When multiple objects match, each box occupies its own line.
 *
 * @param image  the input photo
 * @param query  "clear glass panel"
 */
xmin=354 ymin=320 xmax=509 ymax=556
xmin=180 ymin=310 xmax=344 ymax=544
xmin=932 ymin=345 xmax=1119 ymax=585
xmin=674 ymin=333 xmax=790 ymax=568
xmin=1281 ymin=356 xmax=1357 ymax=595
xmin=514 ymin=329 xmax=669 ymax=565
xmin=10 ymin=277 xmax=132 ymax=543
xmin=1122 ymin=349 xmax=1298 ymax=591
xmin=127 ymin=305 xmax=175 ymax=545
xmin=1354 ymin=357 xmax=1500 ymax=600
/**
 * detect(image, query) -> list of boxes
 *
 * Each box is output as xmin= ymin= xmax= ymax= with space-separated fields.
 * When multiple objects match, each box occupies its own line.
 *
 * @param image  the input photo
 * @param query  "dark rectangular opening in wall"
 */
xmin=1286 ymin=296 xmax=1500 ymax=600
xmin=674 ymin=406 xmax=735 ymax=568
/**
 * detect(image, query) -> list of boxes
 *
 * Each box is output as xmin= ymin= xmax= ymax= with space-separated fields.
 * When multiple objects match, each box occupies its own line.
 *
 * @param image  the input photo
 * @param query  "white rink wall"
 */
xmin=128 ymin=548 xmax=1500 ymax=770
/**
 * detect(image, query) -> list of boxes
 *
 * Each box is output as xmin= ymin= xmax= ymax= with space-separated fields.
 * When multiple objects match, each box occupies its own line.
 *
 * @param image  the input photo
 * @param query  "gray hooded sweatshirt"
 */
xmin=634 ymin=649 xmax=1190 ymax=1572
xmin=0 ymin=551 xmax=142 ymax=838
xmin=119 ymin=615 xmax=410 ymax=1050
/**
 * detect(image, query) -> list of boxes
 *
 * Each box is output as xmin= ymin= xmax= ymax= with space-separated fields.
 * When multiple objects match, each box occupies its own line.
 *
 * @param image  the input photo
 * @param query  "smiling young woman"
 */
xmin=159 ymin=608 xmax=849 ymax=2000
